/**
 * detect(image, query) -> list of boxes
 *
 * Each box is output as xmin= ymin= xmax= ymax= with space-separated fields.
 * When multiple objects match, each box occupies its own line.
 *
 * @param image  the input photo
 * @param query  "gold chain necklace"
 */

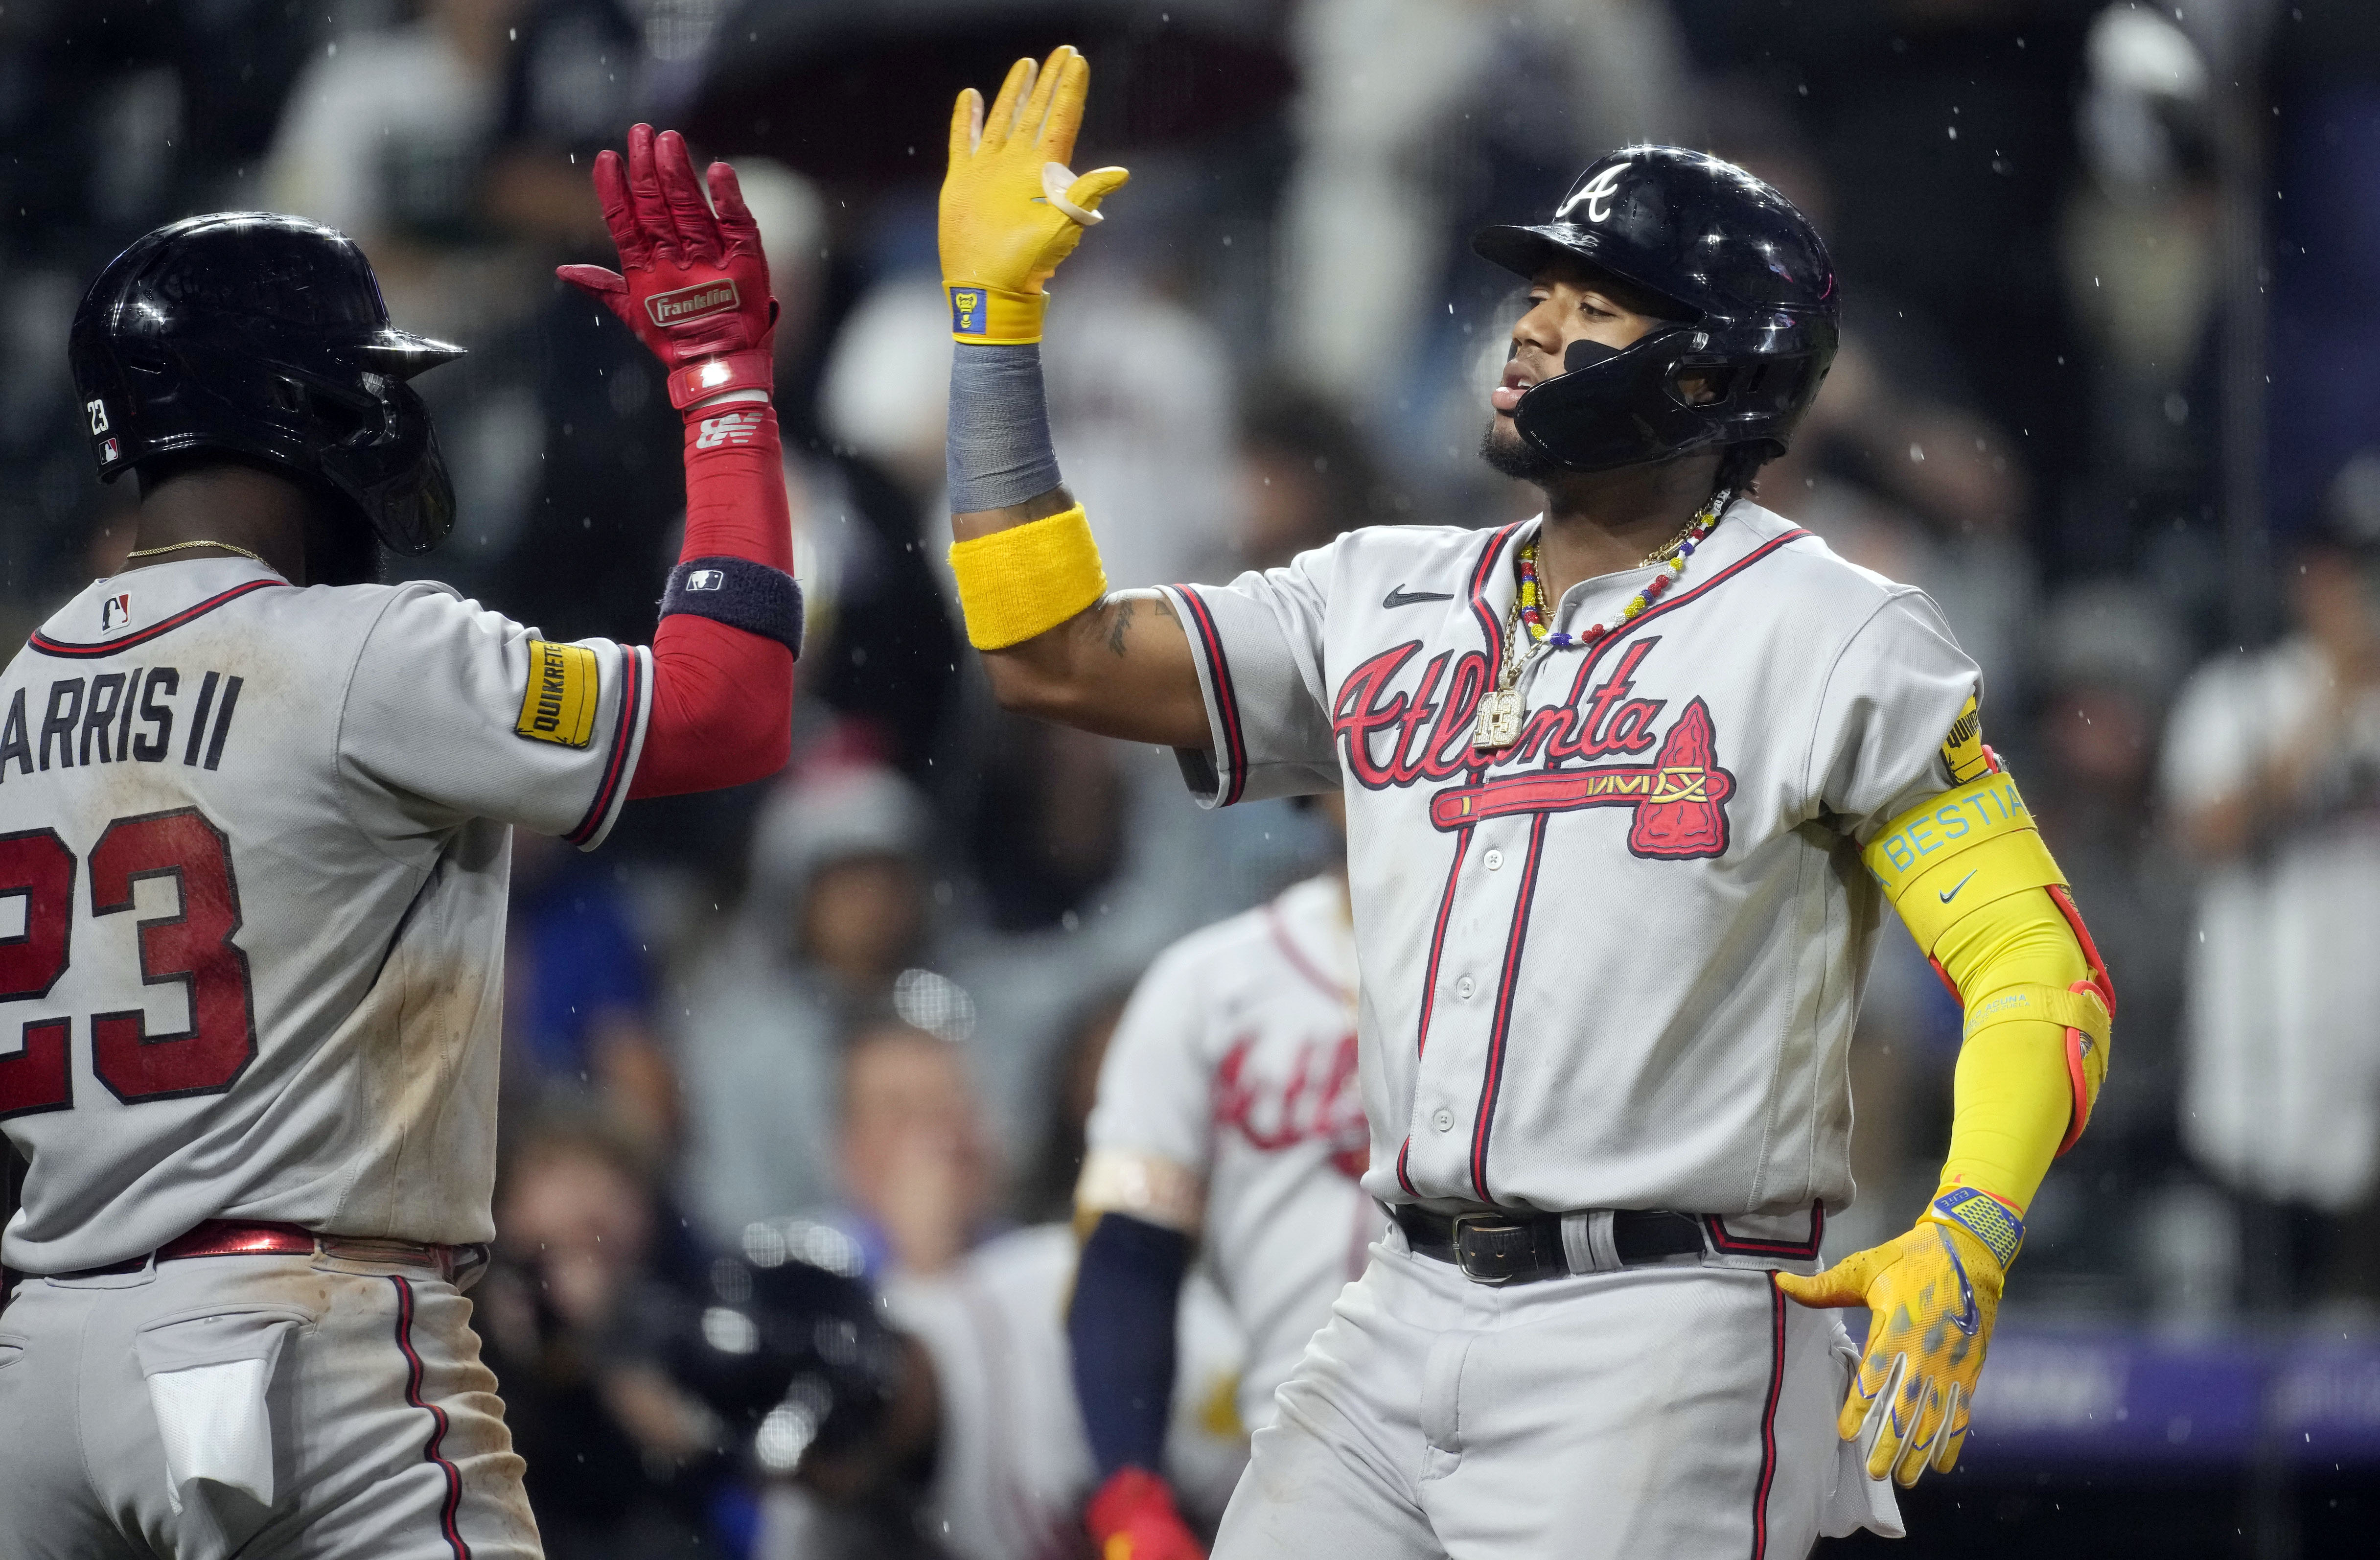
xmin=124 ymin=539 xmax=271 ymax=566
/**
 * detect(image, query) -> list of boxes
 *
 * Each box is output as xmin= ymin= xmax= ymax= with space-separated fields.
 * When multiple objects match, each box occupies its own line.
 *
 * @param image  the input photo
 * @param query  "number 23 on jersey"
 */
xmin=0 ymin=807 xmax=256 ymax=1118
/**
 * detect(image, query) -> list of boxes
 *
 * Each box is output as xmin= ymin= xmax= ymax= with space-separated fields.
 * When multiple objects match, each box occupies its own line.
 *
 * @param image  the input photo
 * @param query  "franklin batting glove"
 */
xmin=1085 ymin=1467 xmax=1206 ymax=1560
xmin=1774 ymin=1189 xmax=2017 ymax=1487
xmin=556 ymin=124 xmax=779 ymax=409
xmin=940 ymin=44 xmax=1130 ymax=343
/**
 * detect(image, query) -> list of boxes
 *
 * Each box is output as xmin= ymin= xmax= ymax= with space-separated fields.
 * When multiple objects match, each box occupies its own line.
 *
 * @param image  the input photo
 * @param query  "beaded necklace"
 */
xmin=1471 ymin=492 xmax=1730 ymax=751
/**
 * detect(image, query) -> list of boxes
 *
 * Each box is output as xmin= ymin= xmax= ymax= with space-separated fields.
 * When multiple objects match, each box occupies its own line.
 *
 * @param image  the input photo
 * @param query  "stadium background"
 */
xmin=2 ymin=0 xmax=2377 ymax=1555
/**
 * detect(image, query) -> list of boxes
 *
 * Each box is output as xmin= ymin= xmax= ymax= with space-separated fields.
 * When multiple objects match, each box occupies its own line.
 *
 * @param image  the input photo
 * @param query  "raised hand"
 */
xmin=940 ymin=44 xmax=1130 ymax=343
xmin=556 ymin=123 xmax=778 ymax=408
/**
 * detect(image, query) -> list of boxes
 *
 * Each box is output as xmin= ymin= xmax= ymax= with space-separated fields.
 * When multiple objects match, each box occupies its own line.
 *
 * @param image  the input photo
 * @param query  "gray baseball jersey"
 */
xmin=1156 ymin=501 xmax=1976 ymax=1222
xmin=1079 ymin=872 xmax=1386 ymax=1432
xmin=0 ymin=558 xmax=650 ymax=1274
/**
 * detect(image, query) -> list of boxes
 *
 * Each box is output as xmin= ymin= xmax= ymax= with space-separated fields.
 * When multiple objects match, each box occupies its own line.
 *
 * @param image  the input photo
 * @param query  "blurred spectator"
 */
xmin=2162 ymin=472 xmax=2380 ymax=1310
xmin=479 ymin=1113 xmax=724 ymax=1559
xmin=264 ymin=0 xmax=535 ymax=340
xmin=675 ymin=761 xmax=938 ymax=1241
xmin=824 ymin=267 xmax=1241 ymax=590
xmin=2061 ymin=4 xmax=2222 ymax=572
xmin=503 ymin=830 xmax=678 ymax=1163
xmin=1276 ymin=0 xmax=1693 ymax=422
xmin=836 ymin=1018 xmax=1001 ymax=1281
xmin=1230 ymin=380 xmax=1402 ymax=573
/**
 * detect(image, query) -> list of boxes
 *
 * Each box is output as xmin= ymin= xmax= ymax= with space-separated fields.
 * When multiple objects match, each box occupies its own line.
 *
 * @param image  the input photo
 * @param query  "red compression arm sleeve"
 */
xmin=629 ymin=398 xmax=796 ymax=798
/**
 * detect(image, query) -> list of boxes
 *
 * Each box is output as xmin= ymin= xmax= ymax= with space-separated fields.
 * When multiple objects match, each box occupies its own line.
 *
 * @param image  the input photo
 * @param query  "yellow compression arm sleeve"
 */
xmin=1865 ymin=769 xmax=2113 ymax=1218
xmin=947 ymin=503 xmax=1108 ymax=650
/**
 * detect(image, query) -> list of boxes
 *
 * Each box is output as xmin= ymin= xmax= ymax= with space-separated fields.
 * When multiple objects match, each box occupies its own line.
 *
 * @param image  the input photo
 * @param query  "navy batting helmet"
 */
xmin=1473 ymin=146 xmax=1838 ymax=474
xmin=69 ymin=213 xmax=463 ymax=554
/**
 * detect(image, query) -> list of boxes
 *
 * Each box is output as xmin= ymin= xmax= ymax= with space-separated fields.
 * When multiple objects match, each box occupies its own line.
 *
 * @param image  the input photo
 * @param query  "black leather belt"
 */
xmin=1395 ymin=1205 xmax=1705 ymax=1286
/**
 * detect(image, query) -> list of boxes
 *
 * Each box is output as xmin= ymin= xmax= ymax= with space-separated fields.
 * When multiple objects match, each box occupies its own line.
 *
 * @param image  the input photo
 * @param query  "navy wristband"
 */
xmin=660 ymin=556 xmax=804 ymax=656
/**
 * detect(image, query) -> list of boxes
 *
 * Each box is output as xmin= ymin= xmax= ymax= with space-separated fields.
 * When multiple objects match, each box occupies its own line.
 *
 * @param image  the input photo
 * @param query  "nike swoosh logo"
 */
xmin=1938 ymin=871 xmax=1977 ymax=905
xmin=1941 ymin=1229 xmax=1981 ymax=1335
xmin=1383 ymin=585 xmax=1455 ymax=609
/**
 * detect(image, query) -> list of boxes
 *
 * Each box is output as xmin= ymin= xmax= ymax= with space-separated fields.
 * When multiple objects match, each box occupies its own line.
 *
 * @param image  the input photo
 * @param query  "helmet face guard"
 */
xmin=69 ymin=212 xmax=462 ymax=555
xmin=1476 ymin=146 xmax=1840 ymax=473
xmin=1512 ymin=319 xmax=1836 ymax=474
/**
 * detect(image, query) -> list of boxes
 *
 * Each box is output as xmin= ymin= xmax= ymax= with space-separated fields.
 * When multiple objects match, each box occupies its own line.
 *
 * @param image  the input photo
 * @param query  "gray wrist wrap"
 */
xmin=947 ymin=343 xmax=1062 ymax=513
xmin=660 ymin=557 xmax=805 ymax=655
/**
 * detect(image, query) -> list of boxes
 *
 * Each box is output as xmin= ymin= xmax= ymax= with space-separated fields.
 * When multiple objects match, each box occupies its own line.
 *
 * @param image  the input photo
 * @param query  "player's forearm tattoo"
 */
xmin=1106 ymin=596 xmax=1134 ymax=656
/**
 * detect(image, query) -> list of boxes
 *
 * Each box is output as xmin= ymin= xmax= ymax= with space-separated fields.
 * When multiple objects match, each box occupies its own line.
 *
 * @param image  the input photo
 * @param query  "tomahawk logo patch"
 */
xmin=515 ymin=640 xmax=599 ymax=748
xmin=1426 ymin=698 xmax=1734 ymax=859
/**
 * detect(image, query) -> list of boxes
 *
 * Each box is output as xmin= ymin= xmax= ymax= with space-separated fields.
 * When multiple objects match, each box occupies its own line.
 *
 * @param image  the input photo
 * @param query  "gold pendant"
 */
xmin=1472 ymin=687 xmax=1523 ymax=750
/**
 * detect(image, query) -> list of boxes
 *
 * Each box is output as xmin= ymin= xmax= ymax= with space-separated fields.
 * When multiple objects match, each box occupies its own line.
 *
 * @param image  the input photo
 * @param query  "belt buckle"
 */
xmin=1450 ymin=1213 xmax=1528 ymax=1285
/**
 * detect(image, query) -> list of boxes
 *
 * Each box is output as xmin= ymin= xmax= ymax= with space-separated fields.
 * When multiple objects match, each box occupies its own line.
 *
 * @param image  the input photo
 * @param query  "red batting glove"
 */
xmin=556 ymin=123 xmax=778 ymax=411
xmin=1085 ymin=1468 xmax=1205 ymax=1560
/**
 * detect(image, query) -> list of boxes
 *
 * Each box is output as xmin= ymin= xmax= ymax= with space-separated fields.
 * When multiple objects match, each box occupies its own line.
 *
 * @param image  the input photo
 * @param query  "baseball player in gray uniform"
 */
xmin=0 ymin=127 xmax=803 ymax=1558
xmin=1068 ymin=815 xmax=1383 ymax=1560
xmin=934 ymin=50 xmax=2114 ymax=1560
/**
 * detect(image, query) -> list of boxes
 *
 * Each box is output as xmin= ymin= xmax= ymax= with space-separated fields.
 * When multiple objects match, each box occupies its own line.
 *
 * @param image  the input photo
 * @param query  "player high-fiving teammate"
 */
xmin=0 ymin=128 xmax=800 ymax=1559
xmin=932 ymin=47 xmax=2113 ymax=1560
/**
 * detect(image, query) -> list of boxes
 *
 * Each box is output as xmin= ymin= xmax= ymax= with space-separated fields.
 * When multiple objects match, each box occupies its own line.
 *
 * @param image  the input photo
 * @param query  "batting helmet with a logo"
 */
xmin=1473 ymin=146 xmax=1838 ymax=473
xmin=69 ymin=212 xmax=463 ymax=554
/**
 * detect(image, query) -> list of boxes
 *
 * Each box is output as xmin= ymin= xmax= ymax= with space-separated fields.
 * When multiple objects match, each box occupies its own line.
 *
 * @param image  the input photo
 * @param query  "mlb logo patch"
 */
xmin=100 ymin=592 xmax=132 ymax=632
xmin=687 ymin=569 xmax=726 ymax=591
xmin=950 ymin=288 xmax=987 ymax=336
xmin=100 ymin=437 xmax=120 ymax=465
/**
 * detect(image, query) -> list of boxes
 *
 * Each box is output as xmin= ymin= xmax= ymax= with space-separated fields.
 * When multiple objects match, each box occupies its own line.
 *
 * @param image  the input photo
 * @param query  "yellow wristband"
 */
xmin=947 ymin=283 xmax=1047 ymax=345
xmin=948 ymin=503 xmax=1107 ymax=650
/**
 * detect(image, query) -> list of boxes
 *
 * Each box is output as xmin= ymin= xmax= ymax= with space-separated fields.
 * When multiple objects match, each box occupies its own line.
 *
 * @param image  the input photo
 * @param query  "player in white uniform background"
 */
xmin=0 ymin=128 xmax=802 ymax=1558
xmin=1068 ymin=798 xmax=1383 ymax=1559
xmin=927 ymin=51 xmax=2116 ymax=1559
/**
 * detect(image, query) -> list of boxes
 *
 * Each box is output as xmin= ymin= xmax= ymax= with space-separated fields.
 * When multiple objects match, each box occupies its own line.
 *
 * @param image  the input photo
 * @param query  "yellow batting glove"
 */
xmin=1774 ymin=1187 xmax=2020 ymax=1487
xmin=941 ymin=44 xmax=1130 ymax=343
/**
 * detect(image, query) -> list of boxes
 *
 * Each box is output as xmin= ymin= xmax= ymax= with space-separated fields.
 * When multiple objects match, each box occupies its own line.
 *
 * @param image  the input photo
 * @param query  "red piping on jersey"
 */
xmin=1453 ymin=524 xmax=1811 ymax=1205
xmin=389 ymin=1276 xmax=473 ymax=1560
xmin=1266 ymin=902 xmax=1351 ymax=1006
xmin=1174 ymin=586 xmax=1247 ymax=806
xmin=567 ymin=647 xmax=645 ymax=846
xmin=1467 ymin=523 xmax=1525 ymax=668
xmin=1751 ymin=1276 xmax=1787 ymax=1560
xmin=1394 ymin=1138 xmax=1416 ymax=1197
xmin=28 ymin=579 xmax=289 ymax=658
xmin=1704 ymin=1206 xmax=1825 ymax=1259
xmin=1468 ymin=811 xmax=1549 ymax=1201
xmin=1411 ymin=824 xmax=1472 ymax=1062
xmin=1410 ymin=524 xmax=1525 ymax=1059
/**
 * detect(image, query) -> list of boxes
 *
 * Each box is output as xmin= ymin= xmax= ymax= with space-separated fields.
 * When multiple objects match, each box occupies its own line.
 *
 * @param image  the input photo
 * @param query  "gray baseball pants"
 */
xmin=1211 ymin=1232 xmax=1900 ymax=1559
xmin=0 ymin=1250 xmax=541 ymax=1560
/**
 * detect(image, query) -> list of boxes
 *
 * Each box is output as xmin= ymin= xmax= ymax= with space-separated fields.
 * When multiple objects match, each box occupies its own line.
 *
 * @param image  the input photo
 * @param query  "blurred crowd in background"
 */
xmin=4 ymin=0 xmax=2380 ymax=1555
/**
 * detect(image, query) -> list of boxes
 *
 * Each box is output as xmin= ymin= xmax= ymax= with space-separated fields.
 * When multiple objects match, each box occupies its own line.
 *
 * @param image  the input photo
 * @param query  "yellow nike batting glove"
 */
xmin=941 ymin=44 xmax=1131 ymax=344
xmin=1774 ymin=1187 xmax=2020 ymax=1487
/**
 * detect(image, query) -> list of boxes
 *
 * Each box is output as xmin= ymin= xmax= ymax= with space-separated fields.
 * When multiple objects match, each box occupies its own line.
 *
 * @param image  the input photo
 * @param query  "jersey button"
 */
xmin=1433 ymin=1108 xmax=1455 ymax=1133
xmin=1483 ymin=848 xmax=1504 ymax=871
xmin=1455 ymin=976 xmax=1476 ymax=1000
